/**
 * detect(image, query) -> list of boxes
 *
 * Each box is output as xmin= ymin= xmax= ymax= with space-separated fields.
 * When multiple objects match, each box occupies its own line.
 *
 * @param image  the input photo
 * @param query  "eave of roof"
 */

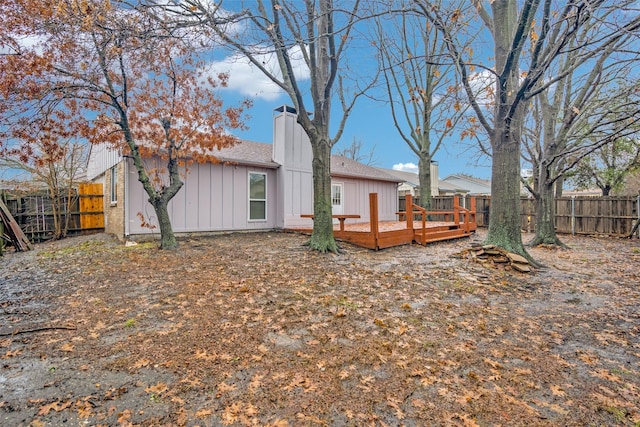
xmin=330 ymin=156 xmax=402 ymax=183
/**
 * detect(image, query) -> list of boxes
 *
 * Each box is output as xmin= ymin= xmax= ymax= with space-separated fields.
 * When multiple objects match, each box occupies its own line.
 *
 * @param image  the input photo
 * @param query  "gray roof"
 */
xmin=215 ymin=140 xmax=402 ymax=182
xmin=438 ymin=180 xmax=464 ymax=192
xmin=442 ymin=174 xmax=491 ymax=194
xmin=331 ymin=156 xmax=401 ymax=182
xmin=376 ymin=168 xmax=420 ymax=187
xmin=214 ymin=140 xmax=279 ymax=168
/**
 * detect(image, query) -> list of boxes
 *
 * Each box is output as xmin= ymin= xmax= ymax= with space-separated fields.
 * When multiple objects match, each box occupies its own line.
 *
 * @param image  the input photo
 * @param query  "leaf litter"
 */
xmin=0 ymin=230 xmax=639 ymax=426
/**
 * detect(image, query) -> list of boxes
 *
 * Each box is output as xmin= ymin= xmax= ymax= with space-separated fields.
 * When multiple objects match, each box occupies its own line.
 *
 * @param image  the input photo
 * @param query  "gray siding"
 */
xmin=86 ymin=144 xmax=121 ymax=181
xmin=274 ymin=108 xmax=315 ymax=228
xmin=338 ymin=177 xmax=398 ymax=222
xmin=126 ymin=159 xmax=278 ymax=235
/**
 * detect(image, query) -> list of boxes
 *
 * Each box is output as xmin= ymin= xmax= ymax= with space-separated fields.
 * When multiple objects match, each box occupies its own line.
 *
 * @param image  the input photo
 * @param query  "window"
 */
xmin=331 ymin=184 xmax=342 ymax=208
xmin=110 ymin=166 xmax=117 ymax=205
xmin=249 ymin=172 xmax=267 ymax=221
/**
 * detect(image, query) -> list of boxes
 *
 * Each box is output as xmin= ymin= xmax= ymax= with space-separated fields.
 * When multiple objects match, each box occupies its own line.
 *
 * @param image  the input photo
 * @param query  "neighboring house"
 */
xmin=561 ymin=188 xmax=603 ymax=197
xmin=437 ymin=180 xmax=466 ymax=195
xmin=377 ymin=163 xmax=440 ymax=197
xmin=86 ymin=105 xmax=401 ymax=240
xmin=441 ymin=174 xmax=491 ymax=195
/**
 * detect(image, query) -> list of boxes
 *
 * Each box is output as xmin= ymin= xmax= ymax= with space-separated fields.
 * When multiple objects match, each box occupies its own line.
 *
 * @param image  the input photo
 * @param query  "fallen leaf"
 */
xmin=550 ymin=384 xmax=566 ymax=397
xmin=38 ymin=400 xmax=72 ymax=416
xmin=145 ymin=382 xmax=168 ymax=395
xmin=60 ymin=343 xmax=74 ymax=352
xmin=196 ymin=408 xmax=213 ymax=418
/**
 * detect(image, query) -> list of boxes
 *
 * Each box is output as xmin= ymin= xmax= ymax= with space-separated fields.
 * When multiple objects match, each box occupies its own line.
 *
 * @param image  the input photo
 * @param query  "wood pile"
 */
xmin=457 ymin=243 xmax=533 ymax=273
xmin=0 ymin=198 xmax=33 ymax=252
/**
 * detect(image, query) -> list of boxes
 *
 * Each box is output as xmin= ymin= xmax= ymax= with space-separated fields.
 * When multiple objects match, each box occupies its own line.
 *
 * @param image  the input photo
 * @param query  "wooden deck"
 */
xmin=290 ymin=193 xmax=477 ymax=250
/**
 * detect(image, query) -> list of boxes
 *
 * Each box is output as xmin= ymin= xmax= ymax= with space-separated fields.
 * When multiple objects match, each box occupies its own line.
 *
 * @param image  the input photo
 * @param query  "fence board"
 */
xmin=79 ymin=183 xmax=105 ymax=229
xmin=403 ymin=195 xmax=640 ymax=237
xmin=1 ymin=184 xmax=105 ymax=242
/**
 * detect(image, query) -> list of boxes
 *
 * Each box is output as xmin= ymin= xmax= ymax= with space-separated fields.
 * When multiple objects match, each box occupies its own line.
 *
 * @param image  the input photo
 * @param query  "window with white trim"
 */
xmin=249 ymin=172 xmax=267 ymax=221
xmin=110 ymin=166 xmax=117 ymax=205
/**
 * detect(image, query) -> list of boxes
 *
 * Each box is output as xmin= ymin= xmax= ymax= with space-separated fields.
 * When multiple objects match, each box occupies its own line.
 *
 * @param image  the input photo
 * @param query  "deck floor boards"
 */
xmin=287 ymin=220 xmax=476 ymax=250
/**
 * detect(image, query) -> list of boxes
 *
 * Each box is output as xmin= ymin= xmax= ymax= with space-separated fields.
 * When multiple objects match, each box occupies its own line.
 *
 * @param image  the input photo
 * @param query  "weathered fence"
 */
xmin=1 ymin=183 xmax=104 ymax=242
xmin=402 ymin=195 xmax=640 ymax=237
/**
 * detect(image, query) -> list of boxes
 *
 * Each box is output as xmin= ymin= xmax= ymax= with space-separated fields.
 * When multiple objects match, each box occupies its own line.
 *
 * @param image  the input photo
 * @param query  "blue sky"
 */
xmin=210 ymin=56 xmax=493 ymax=180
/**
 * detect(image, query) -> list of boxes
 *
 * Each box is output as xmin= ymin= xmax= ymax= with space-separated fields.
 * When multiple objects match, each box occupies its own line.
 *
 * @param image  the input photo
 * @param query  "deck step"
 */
xmin=413 ymin=228 xmax=469 ymax=245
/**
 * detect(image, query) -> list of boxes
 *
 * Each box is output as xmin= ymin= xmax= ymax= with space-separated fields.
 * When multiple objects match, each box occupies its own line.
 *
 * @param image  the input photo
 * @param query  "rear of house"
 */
xmin=87 ymin=106 xmax=400 ymax=240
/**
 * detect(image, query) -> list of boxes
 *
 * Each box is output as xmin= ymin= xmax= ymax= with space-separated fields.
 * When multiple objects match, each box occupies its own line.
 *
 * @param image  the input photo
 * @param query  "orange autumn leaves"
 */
xmin=1 ymin=0 xmax=251 ymax=183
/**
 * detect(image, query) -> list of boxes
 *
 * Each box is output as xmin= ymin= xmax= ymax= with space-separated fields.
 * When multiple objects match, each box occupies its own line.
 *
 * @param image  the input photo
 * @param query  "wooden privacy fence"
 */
xmin=403 ymin=195 xmax=640 ymax=237
xmin=1 ymin=183 xmax=104 ymax=242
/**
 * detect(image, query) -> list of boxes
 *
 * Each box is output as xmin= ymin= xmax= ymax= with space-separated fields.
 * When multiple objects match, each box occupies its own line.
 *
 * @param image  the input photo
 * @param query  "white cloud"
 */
xmin=393 ymin=162 xmax=419 ymax=173
xmin=207 ymin=45 xmax=310 ymax=101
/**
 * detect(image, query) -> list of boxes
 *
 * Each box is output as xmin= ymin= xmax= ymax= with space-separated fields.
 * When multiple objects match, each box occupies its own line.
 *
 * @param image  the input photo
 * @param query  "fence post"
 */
xmin=571 ymin=196 xmax=576 ymax=236
xmin=637 ymin=195 xmax=640 ymax=239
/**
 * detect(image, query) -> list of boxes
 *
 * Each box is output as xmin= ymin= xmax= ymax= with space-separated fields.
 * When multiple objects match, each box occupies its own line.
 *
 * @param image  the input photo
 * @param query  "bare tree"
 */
xmin=1 ymin=128 xmax=88 ymax=240
xmin=334 ymin=137 xmax=377 ymax=165
xmin=521 ymin=14 xmax=640 ymax=246
xmin=569 ymin=135 xmax=640 ymax=196
xmin=374 ymin=1 xmax=471 ymax=210
xmin=152 ymin=0 xmax=375 ymax=252
xmin=418 ymin=0 xmax=640 ymax=260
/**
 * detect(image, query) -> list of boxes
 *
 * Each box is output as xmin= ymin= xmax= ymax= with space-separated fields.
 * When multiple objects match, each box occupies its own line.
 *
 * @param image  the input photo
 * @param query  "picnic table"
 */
xmin=300 ymin=214 xmax=361 ymax=231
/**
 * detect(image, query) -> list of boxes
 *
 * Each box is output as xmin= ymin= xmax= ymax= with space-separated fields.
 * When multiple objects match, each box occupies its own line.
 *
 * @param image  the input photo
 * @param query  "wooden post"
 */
xmin=369 ymin=193 xmax=380 ymax=250
xmin=454 ymin=195 xmax=460 ymax=225
xmin=421 ymin=211 xmax=426 ymax=245
xmin=470 ymin=197 xmax=477 ymax=231
xmin=405 ymin=194 xmax=413 ymax=229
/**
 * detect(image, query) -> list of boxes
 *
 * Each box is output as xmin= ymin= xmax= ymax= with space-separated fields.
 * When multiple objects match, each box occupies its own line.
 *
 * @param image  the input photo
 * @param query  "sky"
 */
xmin=208 ymin=50 xmax=493 ymax=181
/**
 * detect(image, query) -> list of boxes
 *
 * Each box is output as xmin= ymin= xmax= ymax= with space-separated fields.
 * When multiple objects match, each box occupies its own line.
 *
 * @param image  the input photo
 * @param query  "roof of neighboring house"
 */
xmin=442 ymin=174 xmax=491 ymax=194
xmin=375 ymin=168 xmax=470 ymax=193
xmin=438 ymin=180 xmax=466 ymax=193
xmin=377 ymin=169 xmax=419 ymax=187
xmin=562 ymin=188 xmax=603 ymax=197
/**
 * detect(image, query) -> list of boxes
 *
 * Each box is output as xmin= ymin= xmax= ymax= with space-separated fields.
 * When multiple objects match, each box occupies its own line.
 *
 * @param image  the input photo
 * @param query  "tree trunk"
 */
xmin=554 ymin=176 xmax=564 ymax=198
xmin=128 ymin=146 xmax=183 ymax=251
xmin=151 ymin=198 xmax=178 ymax=250
xmin=418 ymin=156 xmax=433 ymax=211
xmin=530 ymin=167 xmax=565 ymax=246
xmin=485 ymin=136 xmax=528 ymax=256
xmin=309 ymin=137 xmax=339 ymax=253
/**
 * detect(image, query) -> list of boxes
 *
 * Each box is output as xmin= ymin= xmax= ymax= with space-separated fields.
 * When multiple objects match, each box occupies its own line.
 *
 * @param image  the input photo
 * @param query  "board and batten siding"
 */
xmin=339 ymin=177 xmax=398 ymax=222
xmin=86 ymin=144 xmax=121 ymax=181
xmin=125 ymin=158 xmax=278 ymax=236
xmin=273 ymin=107 xmax=316 ymax=229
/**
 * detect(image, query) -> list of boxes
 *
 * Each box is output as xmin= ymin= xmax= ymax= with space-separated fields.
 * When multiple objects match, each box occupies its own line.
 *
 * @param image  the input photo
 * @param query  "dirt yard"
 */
xmin=1 ymin=230 xmax=639 ymax=426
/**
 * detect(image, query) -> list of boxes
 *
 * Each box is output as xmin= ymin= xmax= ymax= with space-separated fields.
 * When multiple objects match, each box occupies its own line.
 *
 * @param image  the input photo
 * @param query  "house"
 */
xmin=376 ymin=163 xmax=440 ymax=197
xmin=379 ymin=165 xmax=482 ymax=197
xmin=441 ymin=174 xmax=491 ymax=195
xmin=86 ymin=105 xmax=401 ymax=240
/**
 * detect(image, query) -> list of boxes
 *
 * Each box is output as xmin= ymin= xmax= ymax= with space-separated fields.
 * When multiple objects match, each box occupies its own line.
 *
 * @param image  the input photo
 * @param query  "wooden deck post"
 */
xmin=454 ymin=195 xmax=460 ymax=226
xmin=405 ymin=194 xmax=413 ymax=229
xmin=468 ymin=197 xmax=477 ymax=232
xmin=369 ymin=193 xmax=380 ymax=250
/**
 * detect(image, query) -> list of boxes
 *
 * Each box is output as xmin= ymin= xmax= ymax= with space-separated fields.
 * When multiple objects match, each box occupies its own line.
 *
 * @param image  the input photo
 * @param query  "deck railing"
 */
xmin=403 ymin=194 xmax=477 ymax=237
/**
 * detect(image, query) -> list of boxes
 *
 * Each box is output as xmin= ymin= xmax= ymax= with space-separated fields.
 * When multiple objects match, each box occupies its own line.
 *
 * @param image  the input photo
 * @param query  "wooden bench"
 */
xmin=300 ymin=214 xmax=361 ymax=231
